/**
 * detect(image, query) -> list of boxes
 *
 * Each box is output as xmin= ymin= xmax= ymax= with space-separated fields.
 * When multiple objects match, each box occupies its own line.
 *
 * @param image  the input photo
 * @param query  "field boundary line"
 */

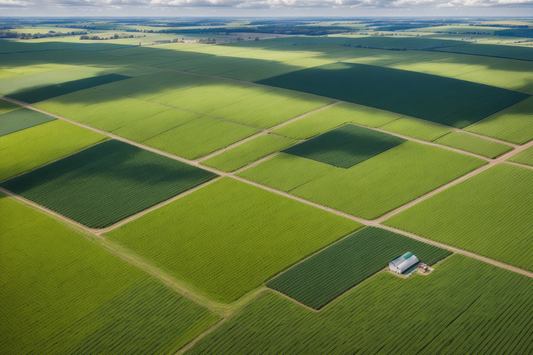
xmin=2 ymin=96 xmax=533 ymax=283
xmin=233 ymin=152 xmax=280 ymax=174
xmin=454 ymin=128 xmax=520 ymax=148
xmin=175 ymin=318 xmax=227 ymax=355
xmin=95 ymin=177 xmax=222 ymax=234
xmin=195 ymin=101 xmax=341 ymax=163
xmin=377 ymin=225 xmax=533 ymax=279
xmin=505 ymin=161 xmax=533 ymax=170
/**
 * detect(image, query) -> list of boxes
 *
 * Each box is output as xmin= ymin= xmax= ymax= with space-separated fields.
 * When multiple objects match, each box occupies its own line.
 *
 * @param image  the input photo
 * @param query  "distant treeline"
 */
xmin=160 ymin=25 xmax=354 ymax=36
xmin=0 ymin=30 xmax=87 ymax=39
xmin=473 ymin=24 xmax=530 ymax=28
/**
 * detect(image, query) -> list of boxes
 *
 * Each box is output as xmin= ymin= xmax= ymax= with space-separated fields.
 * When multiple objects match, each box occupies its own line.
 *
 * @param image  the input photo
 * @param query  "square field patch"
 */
xmin=282 ymin=124 xmax=406 ymax=168
xmin=104 ymin=178 xmax=362 ymax=303
xmin=0 ymin=140 xmax=217 ymax=228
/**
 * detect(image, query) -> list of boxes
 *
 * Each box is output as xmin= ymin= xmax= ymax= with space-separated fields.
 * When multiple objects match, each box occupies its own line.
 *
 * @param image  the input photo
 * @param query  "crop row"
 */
xmin=1 ymin=196 xmax=220 ymax=355
xmin=267 ymin=226 xmax=451 ymax=309
xmin=187 ymin=255 xmax=533 ymax=354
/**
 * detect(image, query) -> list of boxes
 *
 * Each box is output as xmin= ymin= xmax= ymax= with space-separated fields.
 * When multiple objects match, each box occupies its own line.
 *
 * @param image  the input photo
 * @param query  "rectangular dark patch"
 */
xmin=0 ymin=108 xmax=56 ymax=137
xmin=283 ymin=124 xmax=406 ymax=168
xmin=257 ymin=62 xmax=530 ymax=128
xmin=8 ymin=73 xmax=131 ymax=103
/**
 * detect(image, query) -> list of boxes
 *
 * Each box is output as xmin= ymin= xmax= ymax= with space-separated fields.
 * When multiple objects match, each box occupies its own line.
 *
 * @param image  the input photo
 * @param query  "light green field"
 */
xmin=36 ymin=89 xmax=170 ymax=132
xmin=379 ymin=117 xmax=453 ymax=141
xmin=508 ymin=146 xmax=533 ymax=166
xmin=186 ymin=255 xmax=533 ymax=355
xmin=201 ymin=135 xmax=296 ymax=172
xmin=105 ymin=178 xmax=362 ymax=303
xmin=143 ymin=117 xmax=260 ymax=159
xmin=435 ymin=132 xmax=513 ymax=158
xmin=0 ymin=120 xmax=107 ymax=182
xmin=384 ymin=164 xmax=533 ymax=272
xmin=239 ymin=141 xmax=486 ymax=219
xmin=464 ymin=97 xmax=533 ymax=144
xmin=1 ymin=196 xmax=220 ymax=355
xmin=272 ymin=102 xmax=401 ymax=139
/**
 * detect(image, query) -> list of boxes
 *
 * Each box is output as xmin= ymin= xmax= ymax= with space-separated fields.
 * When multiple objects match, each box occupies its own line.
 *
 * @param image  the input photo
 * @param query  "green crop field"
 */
xmin=239 ymin=142 xmax=486 ymax=219
xmin=0 ymin=108 xmax=55 ymax=137
xmin=201 ymin=134 xmax=296 ymax=172
xmin=272 ymin=102 xmax=402 ymax=139
xmin=187 ymin=255 xmax=533 ymax=355
xmin=257 ymin=62 xmax=530 ymax=128
xmin=7 ymin=73 xmax=131 ymax=103
xmin=142 ymin=116 xmax=260 ymax=159
xmin=1 ymin=140 xmax=217 ymax=228
xmin=1 ymin=196 xmax=220 ymax=355
xmin=267 ymin=227 xmax=451 ymax=309
xmin=508 ymin=146 xmax=533 ymax=166
xmin=2 ymin=21 xmax=532 ymax=355
xmin=105 ymin=178 xmax=362 ymax=303
xmin=435 ymin=132 xmax=513 ymax=158
xmin=0 ymin=119 xmax=107 ymax=182
xmin=384 ymin=164 xmax=533 ymax=272
xmin=436 ymin=43 xmax=533 ymax=61
xmin=464 ymin=96 xmax=533 ymax=144
xmin=379 ymin=116 xmax=452 ymax=141
xmin=282 ymin=124 xmax=406 ymax=168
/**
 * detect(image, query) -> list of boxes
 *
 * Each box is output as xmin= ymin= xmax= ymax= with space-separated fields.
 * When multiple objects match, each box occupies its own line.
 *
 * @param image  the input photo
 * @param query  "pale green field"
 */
xmin=201 ymin=135 xmax=296 ymax=172
xmin=239 ymin=142 xmax=486 ymax=219
xmin=0 ymin=120 xmax=107 ymax=182
xmin=435 ymin=131 xmax=513 ymax=158
xmin=379 ymin=116 xmax=452 ymax=141
xmin=105 ymin=178 xmax=362 ymax=303
xmin=508 ymin=145 xmax=533 ymax=166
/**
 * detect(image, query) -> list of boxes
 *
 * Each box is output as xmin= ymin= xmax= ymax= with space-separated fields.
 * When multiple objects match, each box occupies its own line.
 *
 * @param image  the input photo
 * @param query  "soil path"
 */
xmin=1 ymin=95 xmax=533 ymax=282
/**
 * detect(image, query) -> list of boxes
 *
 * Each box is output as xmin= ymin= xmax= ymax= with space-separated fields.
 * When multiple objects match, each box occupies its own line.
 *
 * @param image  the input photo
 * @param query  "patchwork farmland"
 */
xmin=1 ymin=16 xmax=532 ymax=355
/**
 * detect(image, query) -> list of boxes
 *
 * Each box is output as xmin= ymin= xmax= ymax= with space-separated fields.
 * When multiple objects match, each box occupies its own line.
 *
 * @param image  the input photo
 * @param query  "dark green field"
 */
xmin=267 ymin=227 xmax=451 ymax=309
xmin=282 ymin=124 xmax=406 ymax=168
xmin=7 ymin=73 xmax=131 ymax=103
xmin=0 ymin=139 xmax=217 ymax=228
xmin=257 ymin=62 xmax=530 ymax=128
xmin=0 ymin=108 xmax=55 ymax=137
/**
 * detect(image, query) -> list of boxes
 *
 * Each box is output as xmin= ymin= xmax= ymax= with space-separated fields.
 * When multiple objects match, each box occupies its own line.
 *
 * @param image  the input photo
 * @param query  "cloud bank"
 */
xmin=2 ymin=0 xmax=533 ymax=9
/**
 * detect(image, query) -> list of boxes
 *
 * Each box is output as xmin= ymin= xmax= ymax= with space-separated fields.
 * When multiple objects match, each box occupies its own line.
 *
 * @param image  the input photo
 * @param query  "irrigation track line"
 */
xmin=154 ymin=65 xmax=521 ymax=150
xmin=2 ymin=94 xmax=533 ymax=278
xmin=175 ymin=318 xmax=227 ymax=355
xmin=195 ymin=101 xmax=342 ymax=163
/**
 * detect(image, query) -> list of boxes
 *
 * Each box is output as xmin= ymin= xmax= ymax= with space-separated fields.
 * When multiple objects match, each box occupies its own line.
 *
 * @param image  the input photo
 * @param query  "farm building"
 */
xmin=389 ymin=252 xmax=419 ymax=274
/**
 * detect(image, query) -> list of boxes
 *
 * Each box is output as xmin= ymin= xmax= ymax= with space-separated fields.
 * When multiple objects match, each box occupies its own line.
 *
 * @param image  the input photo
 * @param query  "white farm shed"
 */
xmin=389 ymin=252 xmax=419 ymax=274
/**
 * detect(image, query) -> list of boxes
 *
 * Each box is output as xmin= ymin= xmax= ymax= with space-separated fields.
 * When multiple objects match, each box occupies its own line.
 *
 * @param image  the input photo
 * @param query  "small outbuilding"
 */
xmin=389 ymin=252 xmax=419 ymax=275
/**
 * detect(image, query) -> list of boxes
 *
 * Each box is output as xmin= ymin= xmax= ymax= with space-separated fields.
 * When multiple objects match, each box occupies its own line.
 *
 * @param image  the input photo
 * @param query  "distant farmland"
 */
xmin=1 ymin=18 xmax=532 ymax=355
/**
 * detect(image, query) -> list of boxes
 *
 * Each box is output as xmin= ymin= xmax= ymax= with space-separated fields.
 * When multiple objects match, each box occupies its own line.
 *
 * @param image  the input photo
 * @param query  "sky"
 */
xmin=1 ymin=0 xmax=533 ymax=17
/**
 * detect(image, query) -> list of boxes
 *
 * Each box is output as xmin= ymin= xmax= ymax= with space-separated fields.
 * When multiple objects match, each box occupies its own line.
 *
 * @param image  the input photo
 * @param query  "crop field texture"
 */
xmin=0 ymin=196 xmax=221 ymax=355
xmin=187 ymin=255 xmax=533 ymax=355
xmin=6 ymin=73 xmax=131 ymax=103
xmin=272 ymin=102 xmax=402 ymax=140
xmin=508 ymin=145 xmax=533 ymax=166
xmin=201 ymin=135 xmax=296 ymax=172
xmin=0 ymin=119 xmax=107 ymax=182
xmin=239 ymin=142 xmax=486 ymax=219
xmin=435 ymin=132 xmax=513 ymax=158
xmin=282 ymin=124 xmax=406 ymax=168
xmin=0 ymin=100 xmax=20 ymax=115
xmin=257 ymin=62 xmax=530 ymax=128
xmin=105 ymin=178 xmax=362 ymax=303
xmin=435 ymin=43 xmax=533 ymax=61
xmin=384 ymin=164 xmax=533 ymax=271
xmin=378 ymin=117 xmax=453 ymax=141
xmin=267 ymin=227 xmax=452 ymax=309
xmin=464 ymin=96 xmax=533 ymax=144
xmin=1 ymin=140 xmax=217 ymax=228
xmin=0 ymin=108 xmax=56 ymax=137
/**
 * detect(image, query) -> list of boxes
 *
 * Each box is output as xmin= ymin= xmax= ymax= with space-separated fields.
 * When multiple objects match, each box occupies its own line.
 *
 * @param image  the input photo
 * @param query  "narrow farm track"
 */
xmin=2 ymin=93 xmax=533 ymax=312
xmin=176 ymin=319 xmax=227 ymax=355
xmin=195 ymin=101 xmax=342 ymax=163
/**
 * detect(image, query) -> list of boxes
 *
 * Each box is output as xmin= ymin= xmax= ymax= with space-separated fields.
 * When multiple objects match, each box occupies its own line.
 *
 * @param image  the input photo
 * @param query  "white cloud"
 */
xmin=4 ymin=0 xmax=533 ymax=9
